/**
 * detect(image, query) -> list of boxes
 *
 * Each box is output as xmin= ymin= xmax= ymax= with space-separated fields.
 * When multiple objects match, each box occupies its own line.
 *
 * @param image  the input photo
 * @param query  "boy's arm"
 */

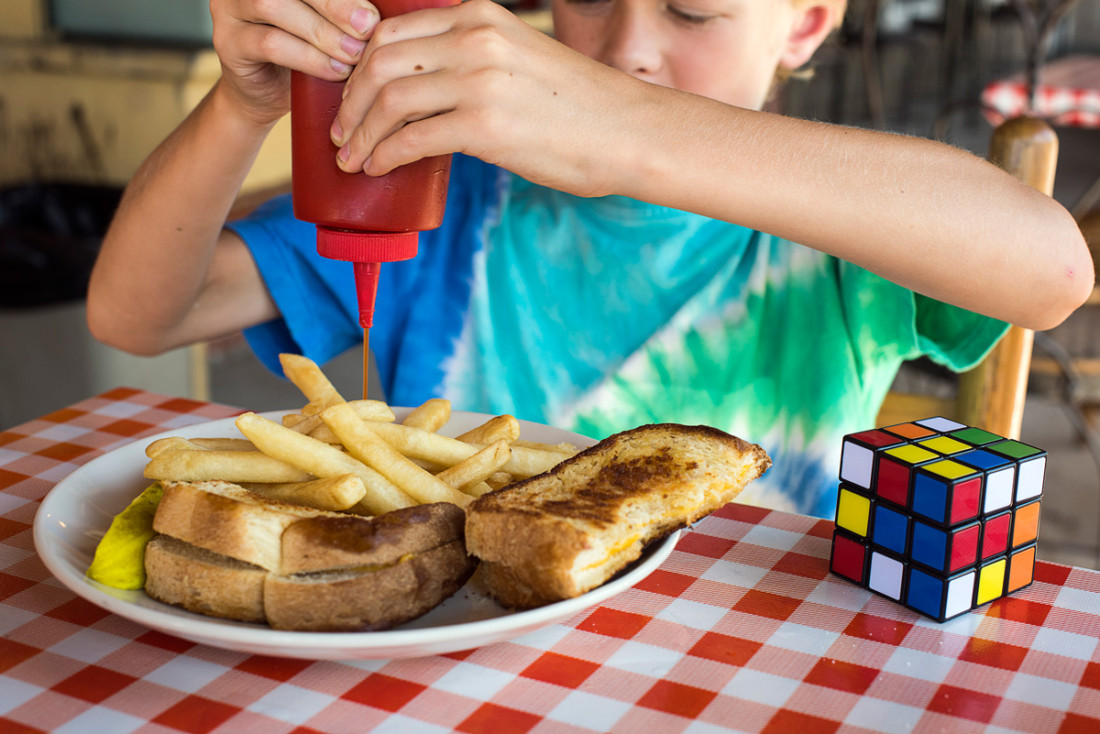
xmin=334 ymin=1 xmax=1091 ymax=332
xmin=87 ymin=0 xmax=381 ymax=355
xmin=87 ymin=82 xmax=279 ymax=355
xmin=622 ymin=92 xmax=1092 ymax=332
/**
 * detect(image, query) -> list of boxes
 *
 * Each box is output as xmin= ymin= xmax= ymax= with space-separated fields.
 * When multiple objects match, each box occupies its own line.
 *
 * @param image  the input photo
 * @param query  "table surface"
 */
xmin=3 ymin=388 xmax=1100 ymax=734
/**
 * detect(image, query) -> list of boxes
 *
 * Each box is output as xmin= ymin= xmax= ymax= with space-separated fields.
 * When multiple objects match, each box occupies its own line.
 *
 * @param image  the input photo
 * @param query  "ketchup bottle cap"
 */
xmin=316 ymin=227 xmax=419 ymax=263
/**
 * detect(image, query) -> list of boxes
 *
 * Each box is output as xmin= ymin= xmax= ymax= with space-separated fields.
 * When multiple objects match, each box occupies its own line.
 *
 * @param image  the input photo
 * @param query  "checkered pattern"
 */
xmin=4 ymin=390 xmax=1100 ymax=733
xmin=982 ymin=54 xmax=1100 ymax=128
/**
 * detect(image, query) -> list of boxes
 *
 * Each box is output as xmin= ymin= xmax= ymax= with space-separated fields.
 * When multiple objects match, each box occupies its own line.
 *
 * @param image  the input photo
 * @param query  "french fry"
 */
xmin=512 ymin=439 xmax=579 ymax=455
xmin=146 ymin=437 xmax=259 ymax=458
xmin=358 ymin=422 xmax=473 ymax=465
xmin=235 ymin=412 xmax=416 ymax=514
xmin=189 ymin=437 xmax=257 ymax=452
xmin=502 ymin=446 xmax=572 ymax=477
xmin=435 ymin=440 xmax=511 ymax=495
xmin=402 ymin=398 xmax=451 ymax=432
xmin=146 ymin=436 xmax=203 ymax=458
xmin=486 ymin=472 xmax=514 ymax=490
xmin=360 ymin=422 xmax=564 ymax=479
xmin=348 ymin=400 xmax=397 ymax=423
xmin=283 ymin=413 xmax=313 ymax=430
xmin=321 ymin=403 xmax=473 ymax=508
xmin=305 ymin=424 xmax=342 ymax=444
xmin=240 ymin=474 xmax=366 ymax=512
xmin=455 ymin=414 xmax=520 ymax=446
xmin=291 ymin=400 xmax=397 ymax=437
xmin=144 ymin=449 xmax=313 ymax=484
xmin=279 ymin=353 xmax=345 ymax=414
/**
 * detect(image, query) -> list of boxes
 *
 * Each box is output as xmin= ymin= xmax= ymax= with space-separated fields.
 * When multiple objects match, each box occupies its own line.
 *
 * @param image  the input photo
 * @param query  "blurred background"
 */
xmin=1 ymin=0 xmax=1099 ymax=569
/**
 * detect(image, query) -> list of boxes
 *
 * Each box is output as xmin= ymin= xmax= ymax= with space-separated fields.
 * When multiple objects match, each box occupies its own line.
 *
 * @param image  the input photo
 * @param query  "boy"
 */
xmin=88 ymin=0 xmax=1092 ymax=516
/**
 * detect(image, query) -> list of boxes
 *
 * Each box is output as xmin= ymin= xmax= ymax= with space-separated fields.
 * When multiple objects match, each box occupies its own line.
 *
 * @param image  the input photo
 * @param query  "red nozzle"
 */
xmin=351 ymin=261 xmax=381 ymax=328
xmin=316 ymin=227 xmax=418 ymax=328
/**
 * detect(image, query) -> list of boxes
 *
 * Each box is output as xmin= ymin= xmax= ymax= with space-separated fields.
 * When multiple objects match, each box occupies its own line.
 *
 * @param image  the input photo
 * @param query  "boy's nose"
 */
xmin=599 ymin=4 xmax=662 ymax=79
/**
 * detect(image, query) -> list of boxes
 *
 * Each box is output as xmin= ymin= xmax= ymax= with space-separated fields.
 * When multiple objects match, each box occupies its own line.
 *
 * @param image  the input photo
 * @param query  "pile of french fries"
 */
xmin=143 ymin=354 xmax=579 ymax=515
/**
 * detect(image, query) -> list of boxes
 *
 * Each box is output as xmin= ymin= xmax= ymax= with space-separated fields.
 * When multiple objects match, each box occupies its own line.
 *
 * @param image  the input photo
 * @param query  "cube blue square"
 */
xmin=906 ymin=565 xmax=976 ymax=622
xmin=911 ymin=459 xmax=983 ymax=526
xmin=872 ymin=503 xmax=910 ymax=555
xmin=830 ymin=416 xmax=1045 ymax=623
xmin=910 ymin=518 xmax=980 ymax=575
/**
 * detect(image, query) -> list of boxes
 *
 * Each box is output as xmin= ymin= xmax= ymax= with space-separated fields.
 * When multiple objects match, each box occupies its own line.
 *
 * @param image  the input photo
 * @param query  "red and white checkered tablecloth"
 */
xmin=982 ymin=54 xmax=1100 ymax=128
xmin=3 ymin=389 xmax=1100 ymax=733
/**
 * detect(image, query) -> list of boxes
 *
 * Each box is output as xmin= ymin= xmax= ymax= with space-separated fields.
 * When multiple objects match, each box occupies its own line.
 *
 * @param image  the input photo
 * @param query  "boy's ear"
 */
xmin=779 ymin=3 xmax=842 ymax=72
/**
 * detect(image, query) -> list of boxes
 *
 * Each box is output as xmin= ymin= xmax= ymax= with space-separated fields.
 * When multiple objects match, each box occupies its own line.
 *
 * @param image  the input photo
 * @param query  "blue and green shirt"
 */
xmin=231 ymin=154 xmax=1007 ymax=519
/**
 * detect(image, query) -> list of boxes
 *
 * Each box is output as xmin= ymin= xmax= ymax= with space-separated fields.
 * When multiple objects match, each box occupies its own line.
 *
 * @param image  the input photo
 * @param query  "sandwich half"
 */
xmin=465 ymin=423 xmax=771 ymax=609
xmin=144 ymin=480 xmax=476 ymax=631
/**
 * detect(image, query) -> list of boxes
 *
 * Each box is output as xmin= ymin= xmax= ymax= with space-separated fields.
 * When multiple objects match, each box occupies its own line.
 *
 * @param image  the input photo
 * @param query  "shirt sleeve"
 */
xmin=227 ymin=195 xmax=362 ymax=377
xmin=837 ymin=258 xmax=1010 ymax=373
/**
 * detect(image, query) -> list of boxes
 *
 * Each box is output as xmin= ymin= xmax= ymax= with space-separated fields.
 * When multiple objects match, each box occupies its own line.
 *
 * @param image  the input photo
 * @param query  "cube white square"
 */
xmin=840 ymin=441 xmax=874 ymax=490
xmin=945 ymin=571 xmax=976 ymax=619
xmin=869 ymin=552 xmax=904 ymax=600
xmin=983 ymin=466 xmax=1015 ymax=514
xmin=1016 ymin=456 xmax=1046 ymax=502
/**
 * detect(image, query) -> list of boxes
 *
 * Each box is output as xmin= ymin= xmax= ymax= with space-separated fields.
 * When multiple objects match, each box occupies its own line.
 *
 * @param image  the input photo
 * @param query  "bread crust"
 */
xmin=477 ymin=561 xmax=561 ymax=610
xmin=466 ymin=423 xmax=771 ymax=608
xmin=144 ymin=534 xmax=267 ymax=623
xmin=265 ymin=539 xmax=476 ymax=631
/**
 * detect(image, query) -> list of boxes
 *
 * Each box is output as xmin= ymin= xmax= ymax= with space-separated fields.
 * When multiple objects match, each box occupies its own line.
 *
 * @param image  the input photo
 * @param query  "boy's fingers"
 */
xmin=224 ymin=0 xmax=376 ymax=69
xmin=304 ymin=0 xmax=381 ymax=40
xmin=337 ymin=71 xmax=458 ymax=173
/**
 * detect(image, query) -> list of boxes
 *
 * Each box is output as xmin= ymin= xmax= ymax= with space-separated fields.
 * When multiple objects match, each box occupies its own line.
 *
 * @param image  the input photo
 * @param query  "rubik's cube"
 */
xmin=829 ymin=416 xmax=1045 ymax=622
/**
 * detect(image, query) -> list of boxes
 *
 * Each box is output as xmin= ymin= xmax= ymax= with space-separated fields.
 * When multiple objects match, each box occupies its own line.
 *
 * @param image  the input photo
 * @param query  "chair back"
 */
xmin=877 ymin=116 xmax=1059 ymax=438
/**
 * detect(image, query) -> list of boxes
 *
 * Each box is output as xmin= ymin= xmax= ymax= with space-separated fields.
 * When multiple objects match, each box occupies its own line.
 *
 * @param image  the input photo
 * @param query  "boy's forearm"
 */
xmin=621 ymin=89 xmax=1092 ymax=331
xmin=88 ymin=80 xmax=278 ymax=354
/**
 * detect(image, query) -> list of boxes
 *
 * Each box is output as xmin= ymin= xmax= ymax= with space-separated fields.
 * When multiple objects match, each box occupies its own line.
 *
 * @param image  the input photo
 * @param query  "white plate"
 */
xmin=34 ymin=409 xmax=678 ymax=660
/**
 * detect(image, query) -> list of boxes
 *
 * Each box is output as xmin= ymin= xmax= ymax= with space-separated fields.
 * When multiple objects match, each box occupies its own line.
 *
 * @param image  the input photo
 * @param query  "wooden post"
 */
xmin=957 ymin=117 xmax=1058 ymax=438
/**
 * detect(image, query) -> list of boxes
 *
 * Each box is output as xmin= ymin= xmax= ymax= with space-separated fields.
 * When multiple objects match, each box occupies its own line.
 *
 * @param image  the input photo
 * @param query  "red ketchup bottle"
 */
xmin=290 ymin=0 xmax=458 ymax=330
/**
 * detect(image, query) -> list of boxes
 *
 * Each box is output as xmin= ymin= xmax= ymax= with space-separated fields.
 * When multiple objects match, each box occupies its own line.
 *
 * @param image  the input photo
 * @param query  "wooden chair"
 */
xmin=876 ymin=116 xmax=1059 ymax=439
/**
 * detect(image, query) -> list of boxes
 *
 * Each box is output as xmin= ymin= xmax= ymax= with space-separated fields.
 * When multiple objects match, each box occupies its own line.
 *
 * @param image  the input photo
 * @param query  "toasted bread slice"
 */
xmin=268 ymin=503 xmax=475 ymax=630
xmin=465 ymin=423 xmax=771 ymax=608
xmin=280 ymin=503 xmax=466 ymax=574
xmin=265 ymin=538 xmax=475 ymax=631
xmin=152 ymin=480 xmax=345 ymax=572
xmin=144 ymin=534 xmax=268 ymax=623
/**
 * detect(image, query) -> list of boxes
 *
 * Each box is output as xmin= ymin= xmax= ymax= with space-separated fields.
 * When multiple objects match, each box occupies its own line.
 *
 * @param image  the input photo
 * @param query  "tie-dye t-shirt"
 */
xmin=232 ymin=154 xmax=1007 ymax=518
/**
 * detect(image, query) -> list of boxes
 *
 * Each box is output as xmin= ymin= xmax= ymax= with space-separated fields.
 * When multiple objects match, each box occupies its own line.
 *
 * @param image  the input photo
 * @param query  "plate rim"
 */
xmin=33 ymin=409 xmax=678 ymax=659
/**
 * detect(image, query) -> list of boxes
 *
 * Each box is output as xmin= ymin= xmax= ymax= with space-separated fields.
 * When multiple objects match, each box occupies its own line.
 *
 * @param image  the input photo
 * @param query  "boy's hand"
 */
xmin=210 ymin=0 xmax=381 ymax=126
xmin=331 ymin=0 xmax=645 ymax=198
